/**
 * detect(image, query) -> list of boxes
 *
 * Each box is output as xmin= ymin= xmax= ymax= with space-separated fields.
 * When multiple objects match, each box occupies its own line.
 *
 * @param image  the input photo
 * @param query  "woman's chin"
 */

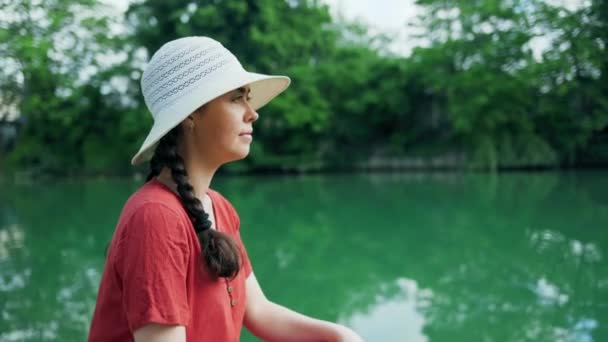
xmin=227 ymin=147 xmax=250 ymax=162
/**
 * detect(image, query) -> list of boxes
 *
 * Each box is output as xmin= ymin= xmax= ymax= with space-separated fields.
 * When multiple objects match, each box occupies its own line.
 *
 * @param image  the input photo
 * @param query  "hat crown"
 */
xmin=140 ymin=36 xmax=241 ymax=119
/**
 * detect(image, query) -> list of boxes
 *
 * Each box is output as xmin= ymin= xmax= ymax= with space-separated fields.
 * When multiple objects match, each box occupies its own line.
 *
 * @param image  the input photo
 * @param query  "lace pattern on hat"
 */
xmin=146 ymin=51 xmax=224 ymax=101
xmin=141 ymin=38 xmax=212 ymax=85
xmin=150 ymin=58 xmax=233 ymax=115
xmin=143 ymin=44 xmax=220 ymax=95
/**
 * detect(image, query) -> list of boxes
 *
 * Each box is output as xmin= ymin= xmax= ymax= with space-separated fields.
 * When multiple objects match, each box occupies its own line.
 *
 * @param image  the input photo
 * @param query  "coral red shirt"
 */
xmin=88 ymin=179 xmax=252 ymax=342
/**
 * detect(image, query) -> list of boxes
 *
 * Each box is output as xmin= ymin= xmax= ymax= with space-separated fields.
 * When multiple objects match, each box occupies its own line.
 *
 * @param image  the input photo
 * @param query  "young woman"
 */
xmin=88 ymin=37 xmax=363 ymax=341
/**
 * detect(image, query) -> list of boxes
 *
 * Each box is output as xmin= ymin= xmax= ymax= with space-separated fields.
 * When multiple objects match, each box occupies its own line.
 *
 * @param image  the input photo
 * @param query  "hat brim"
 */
xmin=131 ymin=70 xmax=290 ymax=165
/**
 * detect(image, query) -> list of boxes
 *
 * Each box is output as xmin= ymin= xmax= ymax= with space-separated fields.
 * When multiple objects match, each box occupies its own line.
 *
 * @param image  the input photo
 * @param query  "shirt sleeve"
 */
xmin=113 ymin=202 xmax=191 ymax=333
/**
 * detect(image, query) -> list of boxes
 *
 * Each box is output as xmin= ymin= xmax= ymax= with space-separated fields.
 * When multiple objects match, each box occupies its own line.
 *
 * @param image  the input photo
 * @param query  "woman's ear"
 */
xmin=183 ymin=115 xmax=195 ymax=132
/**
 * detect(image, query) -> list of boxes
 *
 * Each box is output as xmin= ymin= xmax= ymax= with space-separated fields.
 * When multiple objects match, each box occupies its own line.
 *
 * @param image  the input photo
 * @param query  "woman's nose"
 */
xmin=245 ymin=103 xmax=259 ymax=122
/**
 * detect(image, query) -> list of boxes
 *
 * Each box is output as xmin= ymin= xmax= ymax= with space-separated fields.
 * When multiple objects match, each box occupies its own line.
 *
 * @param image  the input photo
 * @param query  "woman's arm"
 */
xmin=133 ymin=323 xmax=185 ymax=342
xmin=244 ymin=273 xmax=363 ymax=342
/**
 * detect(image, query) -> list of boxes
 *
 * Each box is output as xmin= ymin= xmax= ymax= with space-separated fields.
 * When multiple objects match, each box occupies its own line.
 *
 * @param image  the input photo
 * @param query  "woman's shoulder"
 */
xmin=130 ymin=179 xmax=182 ymax=205
xmin=119 ymin=180 xmax=189 ymax=227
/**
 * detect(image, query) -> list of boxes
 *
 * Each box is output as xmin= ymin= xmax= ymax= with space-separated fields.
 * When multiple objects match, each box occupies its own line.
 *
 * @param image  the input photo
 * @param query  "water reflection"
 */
xmin=0 ymin=172 xmax=607 ymax=341
xmin=0 ymin=223 xmax=25 ymax=262
xmin=339 ymin=277 xmax=431 ymax=342
xmin=232 ymin=171 xmax=607 ymax=341
xmin=0 ymin=179 xmax=137 ymax=341
xmin=529 ymin=229 xmax=603 ymax=264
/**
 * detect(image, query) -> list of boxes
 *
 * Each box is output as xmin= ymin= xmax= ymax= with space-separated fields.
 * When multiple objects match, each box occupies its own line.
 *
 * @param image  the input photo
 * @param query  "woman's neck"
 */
xmin=157 ymin=163 xmax=217 ymax=198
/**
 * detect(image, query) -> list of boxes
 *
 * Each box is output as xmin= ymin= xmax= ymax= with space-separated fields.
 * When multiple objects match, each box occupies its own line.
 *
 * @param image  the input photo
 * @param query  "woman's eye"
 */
xmin=233 ymin=95 xmax=252 ymax=102
xmin=232 ymin=94 xmax=252 ymax=103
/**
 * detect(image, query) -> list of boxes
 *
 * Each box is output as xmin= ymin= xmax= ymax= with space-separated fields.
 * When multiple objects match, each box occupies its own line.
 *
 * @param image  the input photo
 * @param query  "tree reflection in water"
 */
xmin=0 ymin=172 xmax=606 ymax=341
xmin=339 ymin=277 xmax=431 ymax=342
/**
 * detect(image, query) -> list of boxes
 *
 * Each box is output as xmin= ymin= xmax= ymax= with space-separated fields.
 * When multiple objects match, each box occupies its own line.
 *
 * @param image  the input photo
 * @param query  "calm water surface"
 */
xmin=0 ymin=171 xmax=606 ymax=341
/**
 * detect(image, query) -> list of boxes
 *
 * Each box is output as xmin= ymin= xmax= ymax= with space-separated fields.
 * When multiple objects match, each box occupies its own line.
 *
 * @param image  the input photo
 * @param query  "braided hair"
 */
xmin=145 ymin=126 xmax=242 ymax=279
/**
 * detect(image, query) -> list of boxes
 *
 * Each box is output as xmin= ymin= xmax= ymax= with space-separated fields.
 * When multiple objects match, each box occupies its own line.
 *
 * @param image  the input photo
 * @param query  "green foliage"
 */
xmin=0 ymin=0 xmax=134 ymax=175
xmin=1 ymin=0 xmax=607 ymax=175
xmin=413 ymin=0 xmax=608 ymax=169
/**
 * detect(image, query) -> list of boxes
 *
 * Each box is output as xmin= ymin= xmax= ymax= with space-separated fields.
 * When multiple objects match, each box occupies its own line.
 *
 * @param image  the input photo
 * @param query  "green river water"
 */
xmin=0 ymin=171 xmax=606 ymax=341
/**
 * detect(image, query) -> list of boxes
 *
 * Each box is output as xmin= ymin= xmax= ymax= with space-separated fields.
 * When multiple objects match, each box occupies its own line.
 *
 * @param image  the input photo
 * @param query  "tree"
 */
xmin=0 ymin=0 xmax=130 ymax=174
xmin=412 ymin=0 xmax=608 ymax=169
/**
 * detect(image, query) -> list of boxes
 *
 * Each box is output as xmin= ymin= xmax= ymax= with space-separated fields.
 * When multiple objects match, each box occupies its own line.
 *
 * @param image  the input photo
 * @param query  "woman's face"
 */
xmin=181 ymin=85 xmax=259 ymax=166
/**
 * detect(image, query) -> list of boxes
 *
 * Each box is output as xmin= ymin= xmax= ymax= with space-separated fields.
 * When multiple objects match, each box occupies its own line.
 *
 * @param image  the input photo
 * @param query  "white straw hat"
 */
xmin=131 ymin=36 xmax=291 ymax=165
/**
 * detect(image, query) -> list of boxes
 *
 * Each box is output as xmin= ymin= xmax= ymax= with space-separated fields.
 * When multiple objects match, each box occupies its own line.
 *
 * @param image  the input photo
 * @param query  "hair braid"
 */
xmin=147 ymin=127 xmax=241 ymax=278
xmin=145 ymin=147 xmax=164 ymax=182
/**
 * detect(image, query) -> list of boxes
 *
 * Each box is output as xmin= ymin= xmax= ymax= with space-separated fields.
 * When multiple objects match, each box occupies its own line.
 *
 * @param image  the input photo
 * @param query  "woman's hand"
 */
xmin=333 ymin=325 xmax=364 ymax=342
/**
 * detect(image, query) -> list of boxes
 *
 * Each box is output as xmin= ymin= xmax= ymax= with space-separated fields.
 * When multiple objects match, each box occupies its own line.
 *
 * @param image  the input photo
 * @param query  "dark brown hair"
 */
xmin=145 ymin=126 xmax=241 ymax=278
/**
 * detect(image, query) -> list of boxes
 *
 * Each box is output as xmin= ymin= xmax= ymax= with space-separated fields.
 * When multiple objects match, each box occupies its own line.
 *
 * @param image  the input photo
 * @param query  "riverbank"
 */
xmin=2 ymin=155 xmax=607 ymax=185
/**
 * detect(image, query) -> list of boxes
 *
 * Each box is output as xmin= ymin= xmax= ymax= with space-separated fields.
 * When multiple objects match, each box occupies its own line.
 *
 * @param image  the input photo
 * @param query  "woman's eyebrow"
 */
xmin=235 ymin=86 xmax=251 ymax=95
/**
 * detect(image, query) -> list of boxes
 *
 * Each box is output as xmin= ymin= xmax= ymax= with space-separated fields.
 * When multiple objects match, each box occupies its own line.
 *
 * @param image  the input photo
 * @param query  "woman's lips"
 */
xmin=239 ymin=132 xmax=253 ymax=141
